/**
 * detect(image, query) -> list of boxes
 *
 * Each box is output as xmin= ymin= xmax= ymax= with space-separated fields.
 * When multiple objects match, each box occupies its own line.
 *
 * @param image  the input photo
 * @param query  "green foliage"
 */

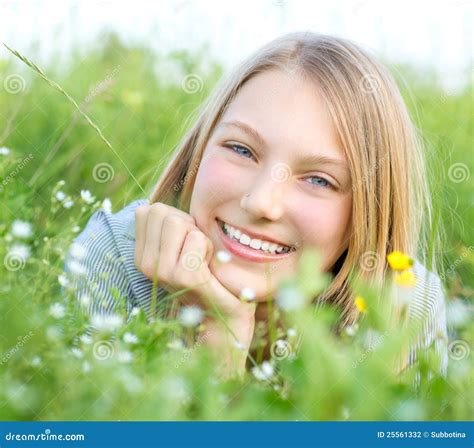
xmin=0 ymin=36 xmax=471 ymax=421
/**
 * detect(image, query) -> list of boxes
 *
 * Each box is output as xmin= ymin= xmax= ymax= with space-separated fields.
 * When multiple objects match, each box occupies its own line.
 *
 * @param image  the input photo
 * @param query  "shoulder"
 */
xmin=65 ymin=198 xmax=168 ymax=319
xmin=410 ymin=260 xmax=447 ymax=322
xmin=406 ymin=259 xmax=448 ymax=375
xmin=71 ymin=198 xmax=148 ymax=256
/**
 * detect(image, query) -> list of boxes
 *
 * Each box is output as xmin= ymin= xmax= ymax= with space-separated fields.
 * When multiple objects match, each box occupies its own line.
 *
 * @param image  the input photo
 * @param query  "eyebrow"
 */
xmin=216 ymin=120 xmax=348 ymax=170
xmin=216 ymin=120 xmax=267 ymax=148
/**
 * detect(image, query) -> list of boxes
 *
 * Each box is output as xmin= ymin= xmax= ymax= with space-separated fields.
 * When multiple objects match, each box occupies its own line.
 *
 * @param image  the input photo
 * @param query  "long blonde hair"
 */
xmin=149 ymin=31 xmax=434 ymax=327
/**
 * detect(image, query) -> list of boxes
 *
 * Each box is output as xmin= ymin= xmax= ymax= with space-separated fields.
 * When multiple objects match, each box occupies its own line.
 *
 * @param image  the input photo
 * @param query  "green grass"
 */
xmin=0 ymin=35 xmax=472 ymax=420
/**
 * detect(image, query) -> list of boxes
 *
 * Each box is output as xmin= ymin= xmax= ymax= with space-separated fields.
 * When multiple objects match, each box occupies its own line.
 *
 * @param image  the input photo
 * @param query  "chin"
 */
xmin=210 ymin=261 xmax=274 ymax=302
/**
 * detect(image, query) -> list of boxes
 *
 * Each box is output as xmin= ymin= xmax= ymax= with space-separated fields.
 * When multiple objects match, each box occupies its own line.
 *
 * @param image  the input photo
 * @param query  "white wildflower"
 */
xmin=0 ymin=146 xmax=11 ymax=155
xmin=251 ymin=361 xmax=274 ymax=381
xmin=216 ymin=250 xmax=232 ymax=263
xmin=57 ymin=180 xmax=66 ymax=186
xmin=58 ymin=274 xmax=70 ymax=287
xmin=276 ymin=284 xmax=305 ymax=311
xmin=80 ymin=334 xmax=93 ymax=345
xmin=167 ymin=338 xmax=185 ymax=350
xmin=55 ymin=191 xmax=66 ymax=201
xmin=80 ymin=190 xmax=95 ymax=204
xmin=63 ymin=199 xmax=74 ymax=209
xmin=79 ymin=294 xmax=91 ymax=308
xmin=11 ymin=220 xmax=33 ymax=239
xmin=49 ymin=302 xmax=66 ymax=319
xmin=31 ymin=356 xmax=42 ymax=367
xmin=344 ymin=324 xmax=358 ymax=337
xmin=178 ymin=305 xmax=204 ymax=328
xmin=9 ymin=243 xmax=31 ymax=260
xmin=102 ymin=198 xmax=112 ymax=213
xmin=117 ymin=350 xmax=133 ymax=363
xmin=123 ymin=332 xmax=139 ymax=344
xmin=72 ymin=226 xmax=81 ymax=233
xmin=91 ymin=313 xmax=123 ymax=332
xmin=71 ymin=347 xmax=84 ymax=358
xmin=67 ymin=259 xmax=87 ymax=276
xmin=447 ymin=298 xmax=469 ymax=327
xmin=82 ymin=361 xmax=91 ymax=373
xmin=287 ymin=328 xmax=297 ymax=338
xmin=162 ymin=376 xmax=190 ymax=404
xmin=69 ymin=242 xmax=87 ymax=260
xmin=46 ymin=326 xmax=61 ymax=340
xmin=234 ymin=340 xmax=247 ymax=351
xmin=130 ymin=307 xmax=141 ymax=316
xmin=240 ymin=287 xmax=256 ymax=301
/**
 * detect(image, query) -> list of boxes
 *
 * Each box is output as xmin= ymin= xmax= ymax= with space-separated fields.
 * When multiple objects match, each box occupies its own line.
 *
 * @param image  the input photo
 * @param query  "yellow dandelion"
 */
xmin=387 ymin=251 xmax=414 ymax=271
xmin=394 ymin=270 xmax=417 ymax=288
xmin=354 ymin=295 xmax=368 ymax=313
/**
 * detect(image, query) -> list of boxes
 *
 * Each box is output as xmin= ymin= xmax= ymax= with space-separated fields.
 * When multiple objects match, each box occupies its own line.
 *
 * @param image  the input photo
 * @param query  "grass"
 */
xmin=0 ymin=34 xmax=472 ymax=421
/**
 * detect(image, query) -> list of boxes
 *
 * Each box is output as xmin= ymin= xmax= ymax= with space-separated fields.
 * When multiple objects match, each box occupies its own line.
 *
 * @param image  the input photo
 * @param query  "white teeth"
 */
xmin=239 ymin=234 xmax=251 ymax=245
xmin=268 ymin=243 xmax=278 ymax=253
xmin=249 ymin=238 xmax=262 ymax=250
xmin=221 ymin=221 xmax=292 ymax=255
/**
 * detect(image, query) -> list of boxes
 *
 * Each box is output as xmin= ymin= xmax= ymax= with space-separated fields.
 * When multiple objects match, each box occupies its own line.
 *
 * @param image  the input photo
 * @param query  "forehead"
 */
xmin=218 ymin=68 xmax=344 ymax=160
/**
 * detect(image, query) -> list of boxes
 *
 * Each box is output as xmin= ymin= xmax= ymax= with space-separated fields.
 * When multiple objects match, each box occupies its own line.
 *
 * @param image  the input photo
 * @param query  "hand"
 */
xmin=134 ymin=202 xmax=256 ymax=376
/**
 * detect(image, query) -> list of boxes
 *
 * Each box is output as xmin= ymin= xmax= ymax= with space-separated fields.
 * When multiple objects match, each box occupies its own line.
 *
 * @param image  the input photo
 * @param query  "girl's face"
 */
xmin=189 ymin=69 xmax=352 ymax=301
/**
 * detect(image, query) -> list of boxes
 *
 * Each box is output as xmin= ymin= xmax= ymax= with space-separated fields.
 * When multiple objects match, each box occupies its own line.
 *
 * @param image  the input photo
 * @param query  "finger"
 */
xmin=140 ymin=205 xmax=166 ymax=280
xmin=159 ymin=214 xmax=194 ymax=279
xmin=178 ymin=230 xmax=209 ymax=280
xmin=134 ymin=205 xmax=149 ymax=266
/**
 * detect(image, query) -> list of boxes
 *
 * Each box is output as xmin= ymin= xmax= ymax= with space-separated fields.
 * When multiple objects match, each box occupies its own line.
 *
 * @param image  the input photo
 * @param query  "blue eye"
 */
xmin=306 ymin=176 xmax=332 ymax=189
xmin=226 ymin=144 xmax=254 ymax=159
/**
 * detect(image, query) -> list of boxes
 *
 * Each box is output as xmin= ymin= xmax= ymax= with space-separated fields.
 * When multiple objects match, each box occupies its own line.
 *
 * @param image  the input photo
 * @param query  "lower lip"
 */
xmin=216 ymin=219 xmax=295 ymax=263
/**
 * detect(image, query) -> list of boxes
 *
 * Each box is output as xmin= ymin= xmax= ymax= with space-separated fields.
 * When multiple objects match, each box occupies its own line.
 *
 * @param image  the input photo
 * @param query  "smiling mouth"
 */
xmin=216 ymin=219 xmax=296 ymax=255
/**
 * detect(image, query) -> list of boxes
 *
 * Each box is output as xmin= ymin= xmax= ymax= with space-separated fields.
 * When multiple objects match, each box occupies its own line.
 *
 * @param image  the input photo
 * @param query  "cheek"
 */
xmin=296 ymin=199 xmax=351 ymax=249
xmin=190 ymin=151 xmax=244 ymax=220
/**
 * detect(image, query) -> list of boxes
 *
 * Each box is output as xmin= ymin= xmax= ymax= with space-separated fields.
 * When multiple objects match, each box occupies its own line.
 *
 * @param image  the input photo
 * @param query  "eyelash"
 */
xmin=223 ymin=143 xmax=335 ymax=190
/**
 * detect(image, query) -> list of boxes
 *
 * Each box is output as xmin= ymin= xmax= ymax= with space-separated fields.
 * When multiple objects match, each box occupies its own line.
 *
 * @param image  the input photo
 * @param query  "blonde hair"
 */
xmin=149 ymin=31 xmax=435 ymax=327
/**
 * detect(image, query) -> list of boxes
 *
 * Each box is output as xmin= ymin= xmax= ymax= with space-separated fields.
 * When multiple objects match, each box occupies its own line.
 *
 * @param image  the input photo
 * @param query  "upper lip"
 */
xmin=217 ymin=218 xmax=294 ymax=248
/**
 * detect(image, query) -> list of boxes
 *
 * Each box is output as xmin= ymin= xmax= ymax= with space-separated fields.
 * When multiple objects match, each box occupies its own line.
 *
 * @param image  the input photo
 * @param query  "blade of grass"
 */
xmin=2 ymin=42 xmax=145 ymax=195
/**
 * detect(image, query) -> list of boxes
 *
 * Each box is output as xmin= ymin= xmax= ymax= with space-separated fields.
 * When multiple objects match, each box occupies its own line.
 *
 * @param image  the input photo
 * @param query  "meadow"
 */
xmin=0 ymin=34 xmax=472 ymax=420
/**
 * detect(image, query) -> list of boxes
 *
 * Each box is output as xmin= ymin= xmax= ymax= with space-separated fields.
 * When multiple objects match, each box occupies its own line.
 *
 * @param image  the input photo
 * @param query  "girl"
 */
xmin=66 ymin=32 xmax=448 ymax=378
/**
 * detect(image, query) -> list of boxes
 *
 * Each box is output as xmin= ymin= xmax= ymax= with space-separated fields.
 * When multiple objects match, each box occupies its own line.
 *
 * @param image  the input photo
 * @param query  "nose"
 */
xmin=240 ymin=167 xmax=286 ymax=221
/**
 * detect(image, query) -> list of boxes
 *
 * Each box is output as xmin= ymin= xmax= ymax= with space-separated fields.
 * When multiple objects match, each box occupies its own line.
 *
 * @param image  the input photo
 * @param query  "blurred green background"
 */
xmin=0 ymin=33 xmax=472 ymax=421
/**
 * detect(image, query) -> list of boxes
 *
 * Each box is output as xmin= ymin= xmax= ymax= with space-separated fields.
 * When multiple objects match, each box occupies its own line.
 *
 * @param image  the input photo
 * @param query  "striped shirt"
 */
xmin=65 ymin=199 xmax=448 ymax=377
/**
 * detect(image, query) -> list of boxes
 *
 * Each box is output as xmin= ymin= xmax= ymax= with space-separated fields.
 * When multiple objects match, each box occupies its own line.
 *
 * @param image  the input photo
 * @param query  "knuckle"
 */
xmin=163 ymin=213 xmax=188 ymax=227
xmin=135 ymin=204 xmax=149 ymax=218
xmin=140 ymin=260 xmax=157 ymax=279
